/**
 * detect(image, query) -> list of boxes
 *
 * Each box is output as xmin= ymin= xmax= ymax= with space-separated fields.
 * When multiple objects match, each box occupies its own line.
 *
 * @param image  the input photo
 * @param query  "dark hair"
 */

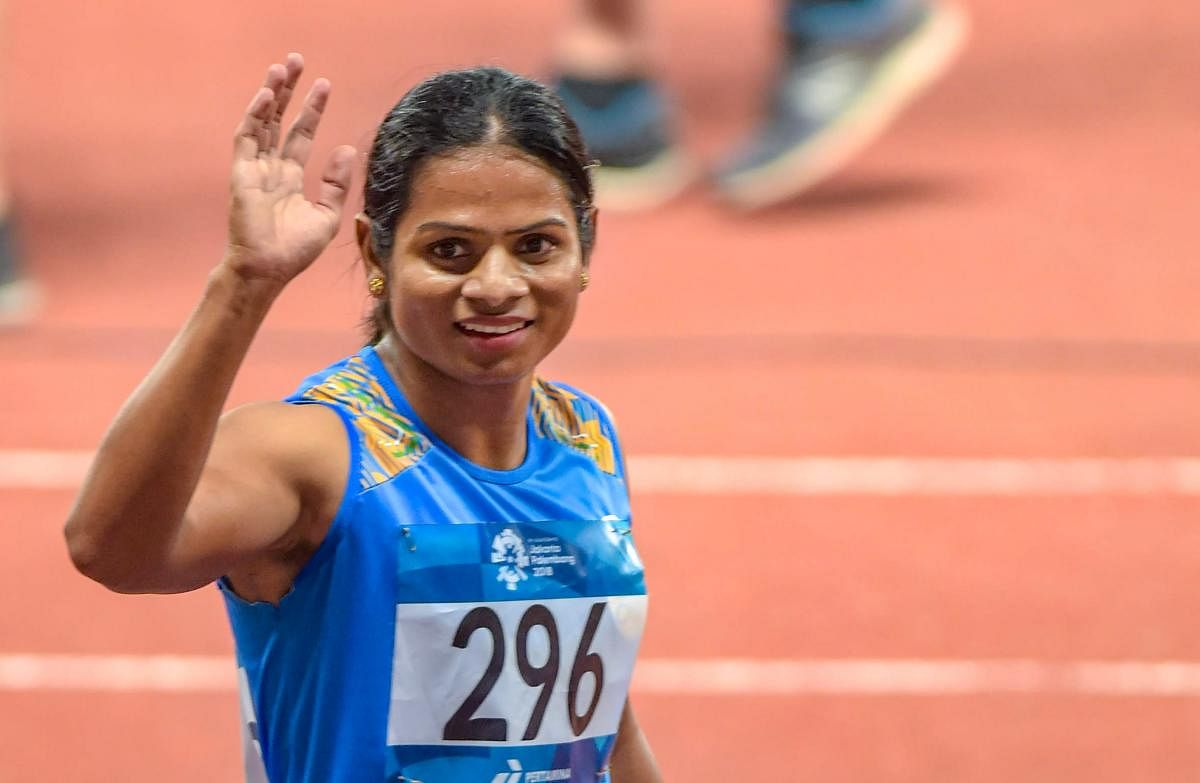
xmin=362 ymin=66 xmax=595 ymax=344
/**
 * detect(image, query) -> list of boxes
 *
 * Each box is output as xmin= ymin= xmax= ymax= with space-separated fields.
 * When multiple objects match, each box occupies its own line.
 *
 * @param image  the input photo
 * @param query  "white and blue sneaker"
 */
xmin=717 ymin=1 xmax=968 ymax=209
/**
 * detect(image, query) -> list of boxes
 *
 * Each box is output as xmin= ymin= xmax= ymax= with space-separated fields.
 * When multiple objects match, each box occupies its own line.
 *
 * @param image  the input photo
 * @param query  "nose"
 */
xmin=461 ymin=247 xmax=530 ymax=309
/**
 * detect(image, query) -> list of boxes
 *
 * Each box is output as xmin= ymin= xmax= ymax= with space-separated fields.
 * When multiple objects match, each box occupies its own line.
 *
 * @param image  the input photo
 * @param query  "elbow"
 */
xmin=63 ymin=519 xmax=140 ymax=592
xmin=64 ymin=522 xmax=115 ymax=587
xmin=64 ymin=515 xmax=190 ymax=594
xmin=64 ymin=515 xmax=98 ymax=574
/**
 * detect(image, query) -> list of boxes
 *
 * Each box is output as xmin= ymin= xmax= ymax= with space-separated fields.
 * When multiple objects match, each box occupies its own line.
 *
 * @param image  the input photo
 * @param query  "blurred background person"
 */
xmin=553 ymin=0 xmax=967 ymax=209
xmin=0 ymin=0 xmax=35 ymax=326
xmin=0 ymin=171 xmax=28 ymax=325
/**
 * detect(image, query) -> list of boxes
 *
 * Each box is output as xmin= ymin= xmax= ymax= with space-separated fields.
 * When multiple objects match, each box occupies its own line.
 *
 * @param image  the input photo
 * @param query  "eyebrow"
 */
xmin=415 ymin=218 xmax=570 ymax=235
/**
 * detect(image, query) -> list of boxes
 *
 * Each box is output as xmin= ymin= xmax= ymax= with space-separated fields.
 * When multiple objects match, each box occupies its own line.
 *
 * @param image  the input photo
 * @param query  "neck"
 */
xmin=376 ymin=337 xmax=532 ymax=471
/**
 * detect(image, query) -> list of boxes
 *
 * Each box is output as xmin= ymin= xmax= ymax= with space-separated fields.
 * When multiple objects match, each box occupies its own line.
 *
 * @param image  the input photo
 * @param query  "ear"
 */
xmin=582 ymin=205 xmax=599 ymax=269
xmin=356 ymin=213 xmax=386 ymax=278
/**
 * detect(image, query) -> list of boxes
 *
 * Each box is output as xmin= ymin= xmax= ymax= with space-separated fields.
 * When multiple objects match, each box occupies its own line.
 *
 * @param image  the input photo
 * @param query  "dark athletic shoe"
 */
xmin=555 ymin=75 xmax=692 ymax=211
xmin=716 ymin=1 xmax=967 ymax=209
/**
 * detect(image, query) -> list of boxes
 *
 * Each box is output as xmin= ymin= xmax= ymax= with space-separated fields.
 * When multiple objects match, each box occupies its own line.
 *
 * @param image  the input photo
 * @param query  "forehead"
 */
xmin=400 ymin=144 xmax=573 ymax=230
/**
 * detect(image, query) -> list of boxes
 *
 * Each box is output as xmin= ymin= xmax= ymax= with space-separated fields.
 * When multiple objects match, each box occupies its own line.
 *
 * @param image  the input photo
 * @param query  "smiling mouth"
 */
xmin=456 ymin=320 xmax=534 ymax=336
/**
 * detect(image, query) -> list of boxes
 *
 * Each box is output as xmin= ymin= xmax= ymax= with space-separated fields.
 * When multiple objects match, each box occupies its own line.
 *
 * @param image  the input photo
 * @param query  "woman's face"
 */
xmin=366 ymin=143 xmax=588 ymax=387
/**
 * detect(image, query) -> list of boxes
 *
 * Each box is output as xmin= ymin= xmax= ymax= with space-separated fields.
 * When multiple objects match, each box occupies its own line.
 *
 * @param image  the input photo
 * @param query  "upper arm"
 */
xmin=157 ymin=401 xmax=348 ymax=594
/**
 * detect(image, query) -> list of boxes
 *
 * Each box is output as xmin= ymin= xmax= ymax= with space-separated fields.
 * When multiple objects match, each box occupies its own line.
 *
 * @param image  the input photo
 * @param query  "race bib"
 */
xmin=387 ymin=594 xmax=647 ymax=746
xmin=384 ymin=519 xmax=646 ymax=782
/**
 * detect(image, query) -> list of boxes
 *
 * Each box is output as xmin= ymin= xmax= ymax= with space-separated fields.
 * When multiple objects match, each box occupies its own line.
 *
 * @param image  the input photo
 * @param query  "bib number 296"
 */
xmin=442 ymin=601 xmax=606 ymax=742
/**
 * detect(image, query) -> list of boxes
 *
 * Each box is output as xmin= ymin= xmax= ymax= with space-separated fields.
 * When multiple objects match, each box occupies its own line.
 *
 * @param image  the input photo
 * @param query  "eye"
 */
xmin=428 ymin=239 xmax=471 ymax=261
xmin=515 ymin=234 xmax=558 ymax=258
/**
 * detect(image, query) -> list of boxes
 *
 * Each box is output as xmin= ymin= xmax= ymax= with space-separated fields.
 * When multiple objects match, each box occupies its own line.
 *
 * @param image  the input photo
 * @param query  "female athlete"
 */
xmin=64 ymin=53 xmax=660 ymax=783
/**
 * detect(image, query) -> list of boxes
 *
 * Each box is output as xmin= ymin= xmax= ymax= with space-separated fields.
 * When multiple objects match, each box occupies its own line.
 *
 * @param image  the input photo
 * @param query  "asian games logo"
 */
xmin=491 ymin=528 xmax=529 ymax=591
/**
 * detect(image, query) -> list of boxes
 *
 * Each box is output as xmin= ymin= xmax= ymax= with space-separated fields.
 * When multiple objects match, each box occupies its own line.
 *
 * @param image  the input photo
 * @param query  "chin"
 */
xmin=450 ymin=358 xmax=539 ymax=387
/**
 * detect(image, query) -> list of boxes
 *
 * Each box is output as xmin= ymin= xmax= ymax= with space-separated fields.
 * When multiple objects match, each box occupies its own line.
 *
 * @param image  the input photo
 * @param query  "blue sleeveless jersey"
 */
xmin=219 ymin=345 xmax=646 ymax=783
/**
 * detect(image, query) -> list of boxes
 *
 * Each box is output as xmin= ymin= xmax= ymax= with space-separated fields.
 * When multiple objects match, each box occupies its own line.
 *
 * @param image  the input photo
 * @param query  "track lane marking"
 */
xmin=5 ymin=654 xmax=1200 ymax=695
xmin=6 ymin=450 xmax=1200 ymax=495
xmin=631 ymin=456 xmax=1200 ymax=495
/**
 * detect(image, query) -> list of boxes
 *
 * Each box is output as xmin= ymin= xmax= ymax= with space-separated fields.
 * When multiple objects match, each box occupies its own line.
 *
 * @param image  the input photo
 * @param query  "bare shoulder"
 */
xmin=197 ymin=401 xmax=350 ymax=601
xmin=201 ymin=401 xmax=350 ymax=523
xmin=217 ymin=399 xmax=344 ymax=450
xmin=210 ymin=400 xmax=348 ymax=502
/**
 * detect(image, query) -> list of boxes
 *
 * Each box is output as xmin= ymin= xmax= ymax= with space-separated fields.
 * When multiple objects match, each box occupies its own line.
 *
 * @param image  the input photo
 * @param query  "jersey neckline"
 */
xmin=360 ymin=344 xmax=541 ymax=485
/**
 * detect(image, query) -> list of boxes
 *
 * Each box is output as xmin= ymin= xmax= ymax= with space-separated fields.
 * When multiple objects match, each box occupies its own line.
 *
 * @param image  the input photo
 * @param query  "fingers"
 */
xmin=232 ymin=57 xmax=305 ymax=160
xmin=280 ymin=78 xmax=331 ymax=167
xmin=233 ymin=86 xmax=277 ymax=161
xmin=266 ymin=53 xmax=304 ymax=150
xmin=315 ymin=145 xmax=357 ymax=222
xmin=255 ymin=64 xmax=288 ymax=151
xmin=233 ymin=57 xmax=337 ymax=172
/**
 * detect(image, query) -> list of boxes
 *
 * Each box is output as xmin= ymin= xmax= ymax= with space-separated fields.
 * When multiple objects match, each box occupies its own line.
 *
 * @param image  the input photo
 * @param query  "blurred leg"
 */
xmin=553 ymin=0 xmax=692 ymax=211
xmin=555 ymin=0 xmax=648 ymax=78
xmin=717 ymin=0 xmax=968 ymax=208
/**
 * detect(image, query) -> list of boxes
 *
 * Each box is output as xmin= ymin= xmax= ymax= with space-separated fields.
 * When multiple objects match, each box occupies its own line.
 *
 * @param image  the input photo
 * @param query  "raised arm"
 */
xmin=64 ymin=55 xmax=356 ymax=595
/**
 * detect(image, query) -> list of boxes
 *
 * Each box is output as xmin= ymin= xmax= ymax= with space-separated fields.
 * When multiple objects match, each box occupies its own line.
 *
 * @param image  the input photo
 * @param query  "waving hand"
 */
xmin=226 ymin=54 xmax=356 ymax=284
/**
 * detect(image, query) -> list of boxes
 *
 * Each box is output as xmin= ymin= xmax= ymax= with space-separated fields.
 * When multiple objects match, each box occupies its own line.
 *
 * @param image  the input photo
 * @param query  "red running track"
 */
xmin=3 ymin=0 xmax=1200 ymax=779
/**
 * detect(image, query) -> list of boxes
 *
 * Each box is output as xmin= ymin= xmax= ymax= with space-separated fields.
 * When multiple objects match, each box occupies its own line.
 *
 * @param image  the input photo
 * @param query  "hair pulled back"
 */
xmin=362 ymin=66 xmax=595 ymax=344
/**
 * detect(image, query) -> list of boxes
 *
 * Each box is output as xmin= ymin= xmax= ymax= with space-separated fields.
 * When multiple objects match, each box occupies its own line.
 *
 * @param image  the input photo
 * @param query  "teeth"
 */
xmin=461 ymin=322 xmax=526 ymax=335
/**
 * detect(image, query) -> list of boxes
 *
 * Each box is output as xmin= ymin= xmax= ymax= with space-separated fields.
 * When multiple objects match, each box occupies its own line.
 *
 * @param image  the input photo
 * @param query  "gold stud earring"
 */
xmin=367 ymin=276 xmax=386 ymax=298
xmin=579 ymin=270 xmax=590 ymax=291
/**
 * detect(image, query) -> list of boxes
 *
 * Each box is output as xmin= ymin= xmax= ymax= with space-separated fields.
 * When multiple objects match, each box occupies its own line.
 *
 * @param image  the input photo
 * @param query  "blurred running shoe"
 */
xmin=555 ymin=75 xmax=692 ymax=211
xmin=717 ymin=1 xmax=967 ymax=209
xmin=0 ymin=215 xmax=38 ymax=327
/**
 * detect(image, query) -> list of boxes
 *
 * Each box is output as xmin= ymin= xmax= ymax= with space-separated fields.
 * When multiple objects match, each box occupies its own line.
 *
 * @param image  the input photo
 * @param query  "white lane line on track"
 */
xmin=633 ymin=659 xmax=1200 ymax=695
xmin=5 ymin=654 xmax=1200 ymax=695
xmin=631 ymin=456 xmax=1200 ymax=496
xmin=0 ymin=450 xmax=95 ymax=490
xmin=7 ymin=449 xmax=1200 ymax=495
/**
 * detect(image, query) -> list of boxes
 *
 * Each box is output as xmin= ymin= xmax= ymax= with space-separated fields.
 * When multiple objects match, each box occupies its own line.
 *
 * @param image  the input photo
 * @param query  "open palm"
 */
xmin=226 ymin=55 xmax=355 ymax=284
